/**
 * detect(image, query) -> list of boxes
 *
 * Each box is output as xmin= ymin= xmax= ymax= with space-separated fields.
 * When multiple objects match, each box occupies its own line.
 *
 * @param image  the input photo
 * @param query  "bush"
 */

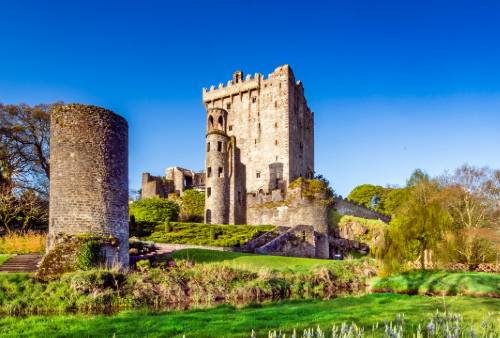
xmin=75 ymin=240 xmax=104 ymax=270
xmin=180 ymin=189 xmax=205 ymax=222
xmin=129 ymin=197 xmax=179 ymax=223
xmin=147 ymin=222 xmax=274 ymax=247
xmin=0 ymin=231 xmax=46 ymax=254
xmin=135 ymin=259 xmax=150 ymax=271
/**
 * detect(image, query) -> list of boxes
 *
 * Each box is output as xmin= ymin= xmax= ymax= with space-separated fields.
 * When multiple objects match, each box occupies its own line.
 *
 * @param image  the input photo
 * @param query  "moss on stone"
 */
xmin=36 ymin=234 xmax=119 ymax=281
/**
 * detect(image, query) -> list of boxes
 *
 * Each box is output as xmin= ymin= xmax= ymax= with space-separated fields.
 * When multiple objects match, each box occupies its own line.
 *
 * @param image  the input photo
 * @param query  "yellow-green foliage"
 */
xmin=0 ymin=232 xmax=46 ymax=254
xmin=147 ymin=222 xmax=275 ymax=247
xmin=288 ymin=177 xmax=334 ymax=203
xmin=129 ymin=197 xmax=180 ymax=223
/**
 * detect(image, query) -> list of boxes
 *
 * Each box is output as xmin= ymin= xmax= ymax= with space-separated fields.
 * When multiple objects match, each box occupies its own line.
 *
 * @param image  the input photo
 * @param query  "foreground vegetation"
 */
xmin=0 ymin=231 xmax=45 ymax=254
xmin=0 ymin=294 xmax=497 ymax=337
xmin=0 ymin=256 xmax=374 ymax=315
xmin=172 ymin=249 xmax=356 ymax=273
xmin=371 ymin=270 xmax=500 ymax=297
xmin=0 ymin=254 xmax=13 ymax=266
xmin=147 ymin=222 xmax=274 ymax=247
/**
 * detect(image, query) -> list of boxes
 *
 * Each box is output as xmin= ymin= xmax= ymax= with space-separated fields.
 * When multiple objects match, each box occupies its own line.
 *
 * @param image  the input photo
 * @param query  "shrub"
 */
xmin=0 ymin=231 xmax=46 ymax=254
xmin=129 ymin=197 xmax=180 ymax=223
xmin=75 ymin=240 xmax=104 ymax=270
xmin=135 ymin=259 xmax=151 ymax=272
xmin=147 ymin=222 xmax=274 ymax=247
xmin=180 ymin=189 xmax=205 ymax=222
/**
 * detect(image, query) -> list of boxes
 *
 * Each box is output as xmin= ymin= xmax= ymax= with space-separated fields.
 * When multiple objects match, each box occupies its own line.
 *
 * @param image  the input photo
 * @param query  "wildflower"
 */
xmin=427 ymin=320 xmax=435 ymax=335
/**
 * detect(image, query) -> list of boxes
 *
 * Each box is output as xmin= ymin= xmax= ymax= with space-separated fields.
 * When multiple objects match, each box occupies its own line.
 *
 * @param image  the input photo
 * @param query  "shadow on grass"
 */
xmin=372 ymin=270 xmax=500 ymax=297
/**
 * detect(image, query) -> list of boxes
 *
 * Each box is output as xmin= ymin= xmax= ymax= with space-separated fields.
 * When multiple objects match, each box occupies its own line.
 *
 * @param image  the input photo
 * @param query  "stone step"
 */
xmin=0 ymin=254 xmax=42 ymax=273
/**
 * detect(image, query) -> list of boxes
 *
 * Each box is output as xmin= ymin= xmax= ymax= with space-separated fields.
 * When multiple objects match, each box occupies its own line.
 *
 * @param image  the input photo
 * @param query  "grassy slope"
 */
xmin=0 ymin=254 xmax=13 ymax=266
xmin=371 ymin=270 xmax=500 ymax=297
xmin=0 ymin=294 xmax=497 ymax=337
xmin=172 ymin=248 xmax=343 ymax=273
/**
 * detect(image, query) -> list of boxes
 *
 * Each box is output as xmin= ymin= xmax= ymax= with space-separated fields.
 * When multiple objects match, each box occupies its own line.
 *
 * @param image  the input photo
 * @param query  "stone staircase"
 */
xmin=0 ymin=254 xmax=42 ymax=273
xmin=241 ymin=226 xmax=289 ymax=252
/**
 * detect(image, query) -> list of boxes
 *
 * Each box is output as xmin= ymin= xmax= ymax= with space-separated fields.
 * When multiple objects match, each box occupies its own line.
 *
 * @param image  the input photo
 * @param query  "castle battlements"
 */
xmin=202 ymin=65 xmax=296 ymax=103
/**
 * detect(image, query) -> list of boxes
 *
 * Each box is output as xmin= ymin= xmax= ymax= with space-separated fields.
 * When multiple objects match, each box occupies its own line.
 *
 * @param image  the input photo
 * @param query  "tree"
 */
xmin=444 ymin=165 xmax=499 ymax=229
xmin=406 ymin=169 xmax=430 ymax=187
xmin=0 ymin=103 xmax=53 ymax=197
xmin=129 ymin=197 xmax=180 ymax=223
xmin=383 ymin=177 xmax=451 ymax=271
xmin=0 ymin=188 xmax=47 ymax=233
xmin=437 ymin=165 xmax=500 ymax=269
xmin=347 ymin=184 xmax=386 ymax=209
xmin=180 ymin=189 xmax=205 ymax=222
xmin=383 ymin=188 xmax=412 ymax=215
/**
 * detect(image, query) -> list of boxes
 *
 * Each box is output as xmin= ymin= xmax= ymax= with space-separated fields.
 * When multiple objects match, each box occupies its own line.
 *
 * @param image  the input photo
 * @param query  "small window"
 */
xmin=299 ymin=142 xmax=303 ymax=150
xmin=258 ymin=123 xmax=261 ymax=131
xmin=207 ymin=187 xmax=211 ymax=197
xmin=207 ymin=167 xmax=212 ymax=178
xmin=218 ymin=167 xmax=223 ymax=177
xmin=226 ymin=103 xmax=231 ymax=109
xmin=206 ymin=142 xmax=210 ymax=152
xmin=237 ymin=191 xmax=242 ymax=204
xmin=274 ymin=101 xmax=277 ymax=108
xmin=274 ymin=122 xmax=278 ymax=128
xmin=276 ymin=156 xmax=278 ymax=161
xmin=254 ymin=139 xmax=257 ymax=144
xmin=275 ymin=140 xmax=278 ymax=145
xmin=256 ymin=171 xmax=261 ymax=178
xmin=217 ymin=141 xmax=222 ymax=152
xmin=228 ymin=125 xmax=233 ymax=131
xmin=252 ymin=96 xmax=257 ymax=103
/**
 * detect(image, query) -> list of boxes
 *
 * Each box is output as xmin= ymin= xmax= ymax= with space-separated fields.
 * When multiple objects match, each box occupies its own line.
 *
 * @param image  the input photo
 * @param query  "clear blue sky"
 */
xmin=1 ymin=1 xmax=499 ymax=196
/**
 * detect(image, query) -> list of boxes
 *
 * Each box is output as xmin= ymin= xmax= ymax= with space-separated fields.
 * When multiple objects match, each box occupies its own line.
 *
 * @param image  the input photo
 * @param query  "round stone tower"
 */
xmin=204 ymin=107 xmax=229 ymax=224
xmin=48 ymin=104 xmax=129 ymax=267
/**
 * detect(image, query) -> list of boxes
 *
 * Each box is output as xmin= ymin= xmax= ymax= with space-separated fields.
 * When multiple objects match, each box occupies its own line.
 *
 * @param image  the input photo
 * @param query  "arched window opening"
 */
xmin=218 ymin=116 xmax=223 ymax=128
xmin=217 ymin=141 xmax=222 ymax=152
xmin=207 ymin=167 xmax=212 ymax=178
xmin=206 ymin=142 xmax=210 ymax=152
xmin=206 ymin=209 xmax=211 ymax=224
xmin=207 ymin=187 xmax=211 ymax=198
xmin=208 ymin=115 xmax=214 ymax=128
xmin=218 ymin=167 xmax=223 ymax=177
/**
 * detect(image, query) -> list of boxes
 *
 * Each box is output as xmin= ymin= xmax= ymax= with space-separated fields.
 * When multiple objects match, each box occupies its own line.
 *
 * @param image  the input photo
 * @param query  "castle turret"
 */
xmin=204 ymin=108 xmax=229 ymax=224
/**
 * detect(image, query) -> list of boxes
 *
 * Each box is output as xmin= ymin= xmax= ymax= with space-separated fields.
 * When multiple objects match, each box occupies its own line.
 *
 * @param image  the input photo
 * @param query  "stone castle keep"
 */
xmin=203 ymin=65 xmax=315 ymax=225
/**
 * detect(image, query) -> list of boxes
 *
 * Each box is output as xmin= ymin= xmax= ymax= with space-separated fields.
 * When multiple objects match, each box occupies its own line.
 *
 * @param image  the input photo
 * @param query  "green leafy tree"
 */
xmin=383 ymin=188 xmax=412 ymax=215
xmin=383 ymin=178 xmax=451 ymax=272
xmin=129 ymin=197 xmax=179 ymax=223
xmin=406 ymin=169 xmax=430 ymax=187
xmin=180 ymin=189 xmax=205 ymax=222
xmin=347 ymin=184 xmax=386 ymax=211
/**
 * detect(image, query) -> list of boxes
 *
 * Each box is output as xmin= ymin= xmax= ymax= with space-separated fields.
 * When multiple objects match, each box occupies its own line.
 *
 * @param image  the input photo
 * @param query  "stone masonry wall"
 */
xmin=48 ymin=104 xmax=129 ymax=267
xmin=202 ymin=65 xmax=314 ymax=225
xmin=334 ymin=197 xmax=391 ymax=223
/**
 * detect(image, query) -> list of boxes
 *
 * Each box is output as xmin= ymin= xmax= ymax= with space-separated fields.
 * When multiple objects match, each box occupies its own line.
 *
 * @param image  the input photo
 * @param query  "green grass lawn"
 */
xmin=0 ymin=294 xmax=497 ymax=337
xmin=371 ymin=270 xmax=500 ymax=297
xmin=0 ymin=254 xmax=13 ymax=266
xmin=172 ymin=248 xmax=348 ymax=273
